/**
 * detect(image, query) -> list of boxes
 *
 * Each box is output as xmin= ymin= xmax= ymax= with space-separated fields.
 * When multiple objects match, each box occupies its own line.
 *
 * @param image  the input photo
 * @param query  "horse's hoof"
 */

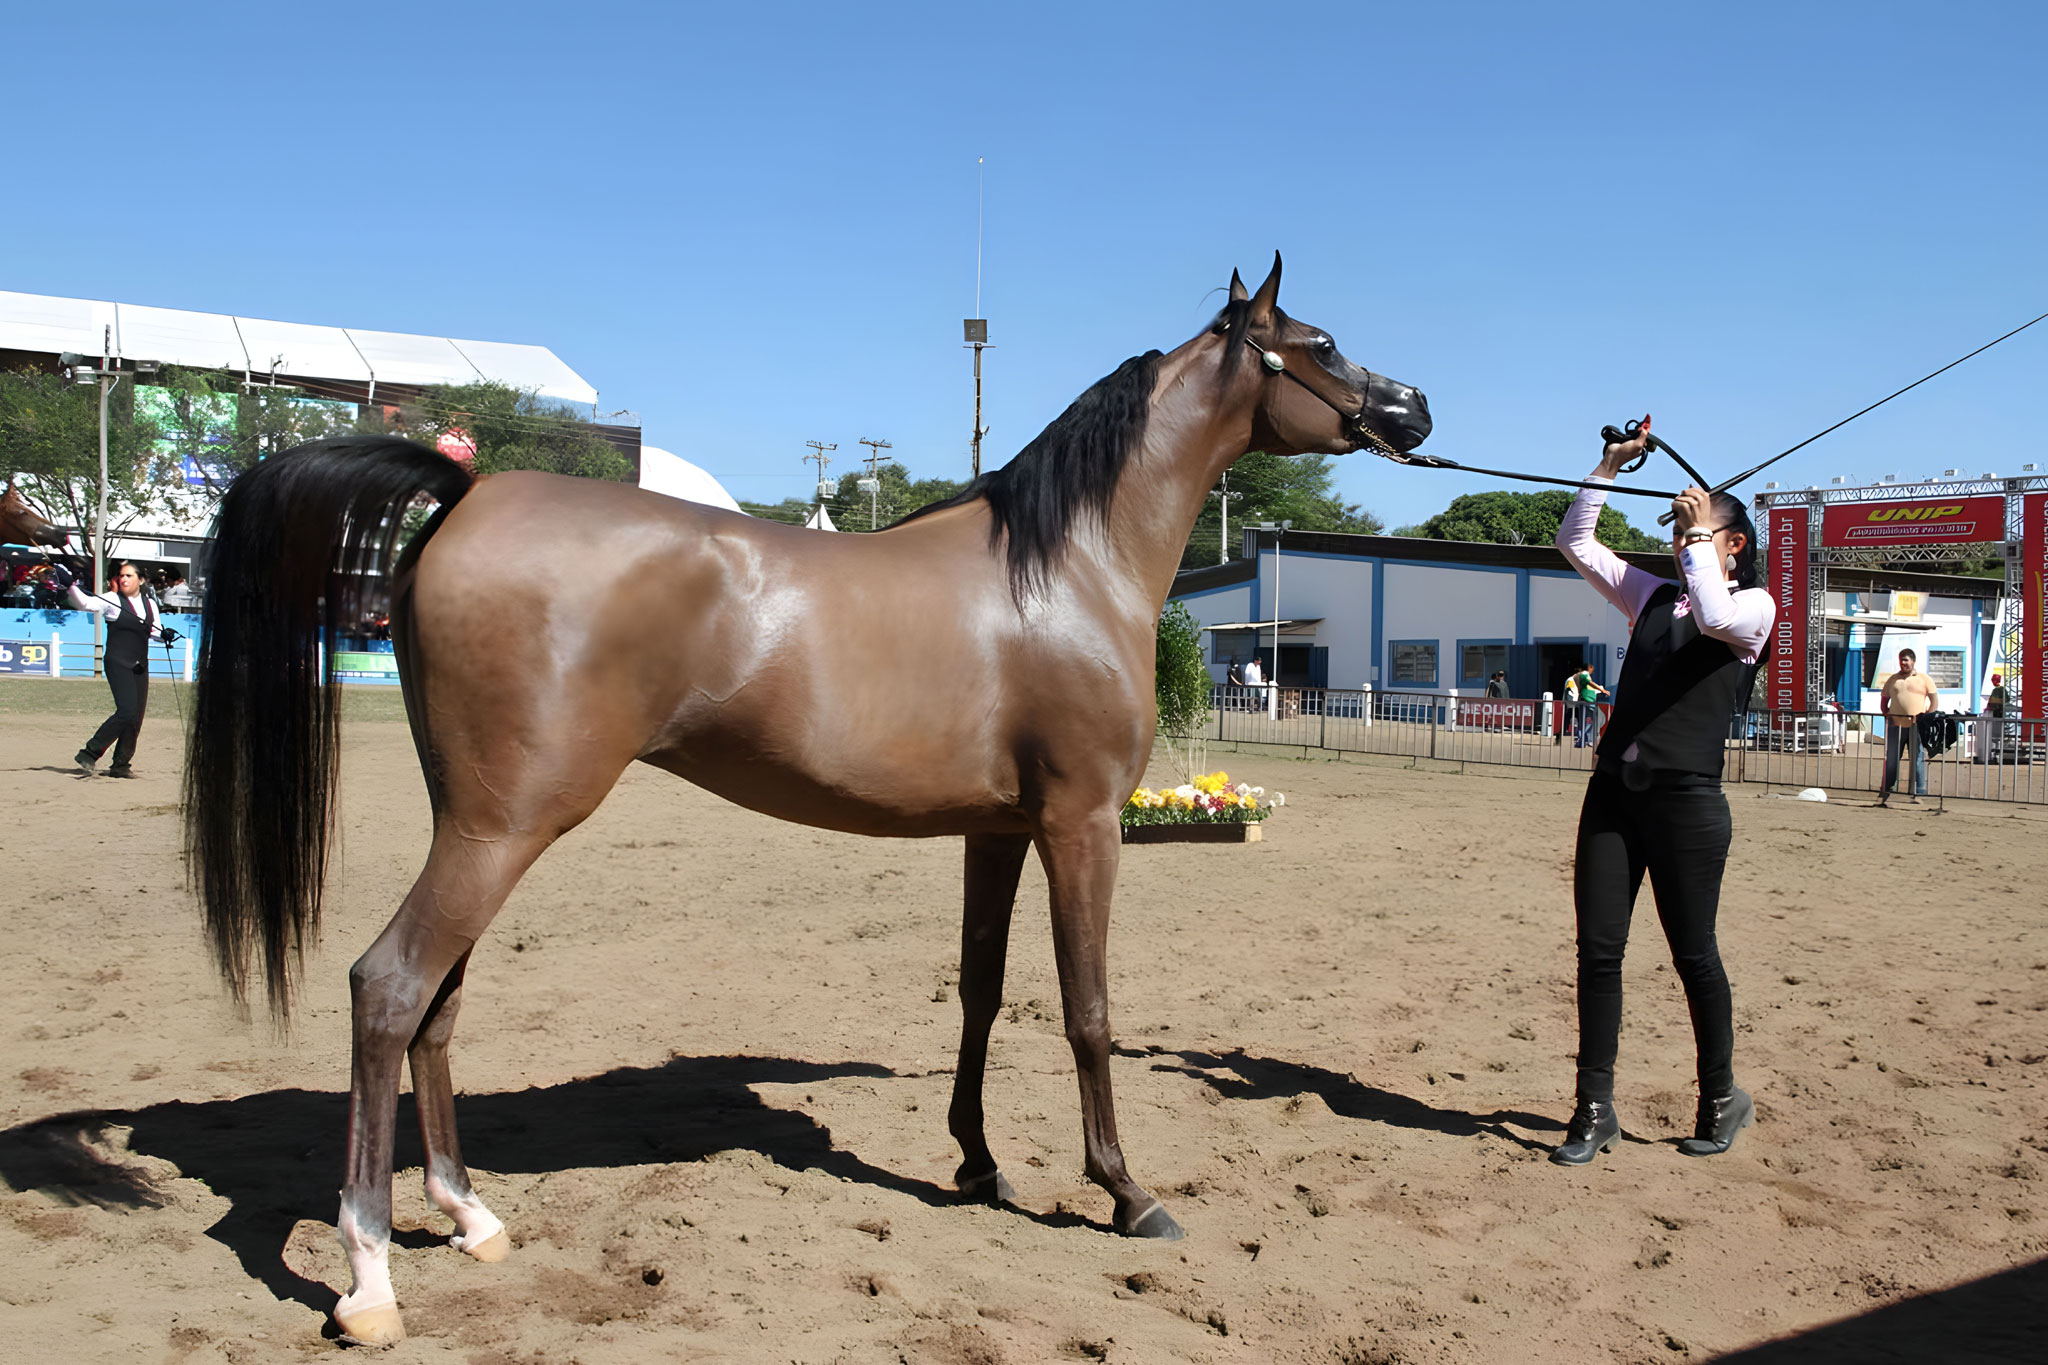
xmin=956 ymin=1168 xmax=1016 ymax=1205
xmin=334 ymin=1298 xmax=405 ymax=1347
xmin=1118 ymin=1200 xmax=1184 ymax=1240
xmin=455 ymin=1228 xmax=510 ymax=1263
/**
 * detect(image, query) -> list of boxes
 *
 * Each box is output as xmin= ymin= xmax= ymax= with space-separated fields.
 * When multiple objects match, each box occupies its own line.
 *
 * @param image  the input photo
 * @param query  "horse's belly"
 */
xmin=643 ymin=743 xmax=1030 ymax=838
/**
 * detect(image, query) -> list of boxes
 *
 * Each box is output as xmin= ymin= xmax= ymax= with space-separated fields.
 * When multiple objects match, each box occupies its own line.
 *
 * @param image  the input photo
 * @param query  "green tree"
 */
xmin=396 ymin=381 xmax=632 ymax=482
xmin=1180 ymin=451 xmax=1383 ymax=569
xmin=739 ymin=497 xmax=816 ymax=525
xmin=825 ymin=463 xmax=967 ymax=531
xmin=0 ymin=365 xmax=177 ymax=559
xmin=1403 ymin=489 xmax=1663 ymax=551
xmin=1153 ymin=601 xmax=1213 ymax=780
xmin=140 ymin=367 xmax=363 ymax=494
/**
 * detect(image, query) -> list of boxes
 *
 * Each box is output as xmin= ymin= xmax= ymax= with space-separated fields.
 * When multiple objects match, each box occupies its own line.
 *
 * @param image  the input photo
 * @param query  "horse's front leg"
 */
xmin=1035 ymin=808 xmax=1182 ymax=1239
xmin=950 ymin=832 xmax=1031 ymax=1202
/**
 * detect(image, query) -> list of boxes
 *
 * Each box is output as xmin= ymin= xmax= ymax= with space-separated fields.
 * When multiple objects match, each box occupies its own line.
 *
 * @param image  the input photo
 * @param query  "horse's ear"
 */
xmin=1249 ymin=251 xmax=1282 ymax=321
xmin=1228 ymin=269 xmax=1248 ymax=302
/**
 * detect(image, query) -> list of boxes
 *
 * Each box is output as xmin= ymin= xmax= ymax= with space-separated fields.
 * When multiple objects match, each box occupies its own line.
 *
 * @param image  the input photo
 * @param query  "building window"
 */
xmin=1389 ymin=640 xmax=1438 ymax=687
xmin=1211 ymin=630 xmax=1256 ymax=666
xmin=1924 ymin=649 xmax=1964 ymax=689
xmin=1458 ymin=640 xmax=1508 ymax=688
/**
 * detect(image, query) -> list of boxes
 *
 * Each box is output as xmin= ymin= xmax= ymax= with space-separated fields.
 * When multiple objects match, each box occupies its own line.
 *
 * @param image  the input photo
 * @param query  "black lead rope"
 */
xmin=1238 ymin=328 xmax=1684 ymax=498
xmin=1244 ymin=305 xmax=2048 ymax=514
xmin=1377 ymin=450 xmax=1682 ymax=500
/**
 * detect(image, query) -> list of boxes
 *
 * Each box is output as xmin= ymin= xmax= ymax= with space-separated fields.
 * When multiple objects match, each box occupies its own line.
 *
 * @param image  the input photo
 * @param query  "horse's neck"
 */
xmin=1101 ymin=343 xmax=1254 ymax=614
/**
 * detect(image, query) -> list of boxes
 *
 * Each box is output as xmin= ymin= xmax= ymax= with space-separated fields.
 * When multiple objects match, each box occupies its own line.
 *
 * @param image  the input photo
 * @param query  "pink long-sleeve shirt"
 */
xmin=1554 ymin=475 xmax=1774 ymax=665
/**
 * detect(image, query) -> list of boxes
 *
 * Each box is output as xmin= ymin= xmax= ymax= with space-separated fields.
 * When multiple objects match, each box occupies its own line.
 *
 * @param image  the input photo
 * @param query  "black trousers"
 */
xmin=1572 ymin=767 xmax=1735 ymax=1102
xmin=85 ymin=662 xmax=148 ymax=768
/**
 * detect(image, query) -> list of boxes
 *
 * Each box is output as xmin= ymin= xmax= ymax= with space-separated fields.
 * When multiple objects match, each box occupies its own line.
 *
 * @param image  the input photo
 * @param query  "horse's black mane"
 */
xmin=897 ymin=349 xmax=1164 ymax=596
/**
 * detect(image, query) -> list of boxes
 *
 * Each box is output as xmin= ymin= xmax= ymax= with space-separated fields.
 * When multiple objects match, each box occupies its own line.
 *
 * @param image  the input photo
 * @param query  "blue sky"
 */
xmin=5 ymin=2 xmax=2043 ymax=528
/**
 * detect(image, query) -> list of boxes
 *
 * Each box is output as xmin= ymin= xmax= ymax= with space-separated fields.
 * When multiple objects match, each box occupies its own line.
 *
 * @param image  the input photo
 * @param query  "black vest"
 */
xmin=104 ymin=593 xmax=153 ymax=675
xmin=1598 ymin=582 xmax=1751 ymax=778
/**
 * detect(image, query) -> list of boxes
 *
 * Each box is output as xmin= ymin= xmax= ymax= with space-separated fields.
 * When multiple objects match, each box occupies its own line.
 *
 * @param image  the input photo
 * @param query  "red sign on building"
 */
xmin=1821 ymin=495 xmax=2006 ymax=548
xmin=1458 ymin=698 xmax=1536 ymax=729
xmin=1767 ymin=506 xmax=1808 ymax=712
xmin=2024 ymin=493 xmax=2047 ymax=719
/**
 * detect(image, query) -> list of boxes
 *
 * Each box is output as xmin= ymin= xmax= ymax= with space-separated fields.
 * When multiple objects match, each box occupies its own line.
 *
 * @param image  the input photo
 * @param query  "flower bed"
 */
xmin=1121 ymin=772 xmax=1282 ymax=844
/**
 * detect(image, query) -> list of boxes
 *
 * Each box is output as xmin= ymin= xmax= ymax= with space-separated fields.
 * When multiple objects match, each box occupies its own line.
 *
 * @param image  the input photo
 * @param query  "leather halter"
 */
xmin=1235 ymin=326 xmax=1402 ymax=456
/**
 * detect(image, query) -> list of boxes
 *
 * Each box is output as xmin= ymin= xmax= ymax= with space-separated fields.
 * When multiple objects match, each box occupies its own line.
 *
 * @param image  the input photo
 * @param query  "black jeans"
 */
xmin=1572 ymin=767 xmax=1735 ymax=1103
xmin=85 ymin=662 xmax=148 ymax=768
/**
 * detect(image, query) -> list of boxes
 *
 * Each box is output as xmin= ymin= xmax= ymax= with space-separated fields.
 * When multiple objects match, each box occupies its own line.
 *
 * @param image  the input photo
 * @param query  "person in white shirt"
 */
xmin=1546 ymin=417 xmax=1776 ymax=1167
xmin=52 ymin=560 xmax=180 ymax=777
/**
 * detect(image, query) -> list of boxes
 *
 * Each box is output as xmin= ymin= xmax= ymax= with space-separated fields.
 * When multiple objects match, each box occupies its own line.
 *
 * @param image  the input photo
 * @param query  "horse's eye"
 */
xmin=1313 ymin=335 xmax=1334 ymax=353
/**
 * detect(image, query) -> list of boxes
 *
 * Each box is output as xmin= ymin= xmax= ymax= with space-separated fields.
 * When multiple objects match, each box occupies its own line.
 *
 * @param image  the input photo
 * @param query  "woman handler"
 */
xmin=53 ymin=561 xmax=180 ymax=777
xmin=1548 ymin=418 xmax=1774 ymax=1165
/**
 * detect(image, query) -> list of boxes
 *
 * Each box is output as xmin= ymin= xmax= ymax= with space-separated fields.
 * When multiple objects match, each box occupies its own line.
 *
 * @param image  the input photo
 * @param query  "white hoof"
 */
xmin=334 ymin=1294 xmax=405 ymax=1347
xmin=454 ymin=1227 xmax=510 ymax=1263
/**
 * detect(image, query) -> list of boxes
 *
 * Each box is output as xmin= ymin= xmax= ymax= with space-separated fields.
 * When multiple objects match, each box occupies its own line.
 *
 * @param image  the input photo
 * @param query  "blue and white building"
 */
xmin=1170 ymin=528 xmax=2006 ymax=712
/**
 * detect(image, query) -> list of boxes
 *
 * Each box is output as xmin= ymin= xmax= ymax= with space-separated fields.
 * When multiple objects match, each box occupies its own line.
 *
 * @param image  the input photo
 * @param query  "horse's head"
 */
xmin=0 ymin=483 xmax=69 ymax=549
xmin=1217 ymin=253 xmax=1431 ymax=459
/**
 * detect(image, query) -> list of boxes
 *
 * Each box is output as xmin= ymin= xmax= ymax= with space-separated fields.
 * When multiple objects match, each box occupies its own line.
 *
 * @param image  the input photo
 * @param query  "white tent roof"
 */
xmin=638 ymin=446 xmax=743 ymax=514
xmin=0 ymin=289 xmax=597 ymax=405
xmin=804 ymin=502 xmax=838 ymax=531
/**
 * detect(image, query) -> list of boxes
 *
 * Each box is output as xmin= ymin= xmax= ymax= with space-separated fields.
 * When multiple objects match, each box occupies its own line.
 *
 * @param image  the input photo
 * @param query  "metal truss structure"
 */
xmin=1755 ymin=474 xmax=2048 ymax=714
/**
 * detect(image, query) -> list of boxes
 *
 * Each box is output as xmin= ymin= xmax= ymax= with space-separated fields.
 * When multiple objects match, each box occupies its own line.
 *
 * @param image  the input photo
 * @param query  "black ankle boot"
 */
xmin=1549 ymin=1097 xmax=1621 ymax=1166
xmin=1678 ymin=1086 xmax=1753 ymax=1156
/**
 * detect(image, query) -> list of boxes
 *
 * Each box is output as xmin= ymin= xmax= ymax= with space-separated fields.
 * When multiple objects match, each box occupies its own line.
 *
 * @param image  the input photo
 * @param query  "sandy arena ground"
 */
xmin=1 ymin=679 xmax=2043 ymax=1363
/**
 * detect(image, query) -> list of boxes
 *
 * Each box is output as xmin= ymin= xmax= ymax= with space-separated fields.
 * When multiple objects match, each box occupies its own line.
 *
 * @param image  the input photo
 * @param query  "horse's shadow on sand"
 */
xmin=1128 ymin=1044 xmax=1579 ymax=1151
xmin=0 ymin=1053 xmax=991 ymax=1321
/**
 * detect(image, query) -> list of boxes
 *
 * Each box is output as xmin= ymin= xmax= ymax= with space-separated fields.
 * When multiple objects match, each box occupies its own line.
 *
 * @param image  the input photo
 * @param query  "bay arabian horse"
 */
xmin=185 ymin=256 xmax=1431 ymax=1345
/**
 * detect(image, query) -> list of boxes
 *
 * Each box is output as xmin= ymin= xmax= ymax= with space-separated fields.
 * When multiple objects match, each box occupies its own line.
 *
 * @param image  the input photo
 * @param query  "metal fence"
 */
xmin=1207 ymin=685 xmax=2048 ymax=805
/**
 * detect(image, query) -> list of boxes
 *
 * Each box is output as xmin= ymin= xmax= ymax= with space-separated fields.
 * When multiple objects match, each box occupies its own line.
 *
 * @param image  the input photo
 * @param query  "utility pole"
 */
xmin=803 ymin=440 xmax=837 ymax=511
xmin=964 ymin=156 xmax=991 ymax=478
xmin=857 ymin=437 xmax=893 ymax=531
xmin=964 ymin=321 xmax=990 ymax=479
xmin=60 ymin=330 xmax=157 ymax=676
xmin=1208 ymin=472 xmax=1243 ymax=566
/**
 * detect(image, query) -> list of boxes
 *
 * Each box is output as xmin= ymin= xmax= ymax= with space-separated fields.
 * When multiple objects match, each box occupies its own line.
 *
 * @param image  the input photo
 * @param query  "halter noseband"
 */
xmin=1235 ymin=326 xmax=1402 ymax=457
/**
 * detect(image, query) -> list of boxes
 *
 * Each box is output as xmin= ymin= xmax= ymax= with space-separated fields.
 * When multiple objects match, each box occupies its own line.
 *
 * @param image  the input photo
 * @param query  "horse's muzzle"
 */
xmin=1364 ymin=376 xmax=1431 ymax=453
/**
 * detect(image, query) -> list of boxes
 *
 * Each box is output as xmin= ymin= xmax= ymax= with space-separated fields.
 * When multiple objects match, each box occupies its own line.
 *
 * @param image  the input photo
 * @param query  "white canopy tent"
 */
xmin=0 ymin=290 xmax=597 ymax=406
xmin=637 ymin=446 xmax=743 ymax=514
xmin=804 ymin=503 xmax=838 ymax=531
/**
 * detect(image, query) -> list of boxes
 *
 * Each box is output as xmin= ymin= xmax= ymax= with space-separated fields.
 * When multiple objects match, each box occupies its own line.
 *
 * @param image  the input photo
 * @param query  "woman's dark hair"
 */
xmin=1710 ymin=492 xmax=1759 ymax=592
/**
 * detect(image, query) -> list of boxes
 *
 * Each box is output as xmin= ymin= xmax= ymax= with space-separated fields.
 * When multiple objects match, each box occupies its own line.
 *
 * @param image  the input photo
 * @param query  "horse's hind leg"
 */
xmin=409 ymin=952 xmax=509 ymax=1261
xmin=1036 ymin=809 xmax=1182 ymax=1240
xmin=334 ymin=829 xmax=544 ymax=1344
xmin=949 ymin=833 xmax=1031 ymax=1202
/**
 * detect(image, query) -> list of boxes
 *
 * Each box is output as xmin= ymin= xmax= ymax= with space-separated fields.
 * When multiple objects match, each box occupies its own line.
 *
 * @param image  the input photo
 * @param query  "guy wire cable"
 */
xmin=1654 ymin=307 xmax=2048 ymax=524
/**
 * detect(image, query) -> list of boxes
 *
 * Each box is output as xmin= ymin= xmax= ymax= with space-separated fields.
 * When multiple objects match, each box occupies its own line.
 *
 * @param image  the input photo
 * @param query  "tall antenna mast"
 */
xmin=964 ymin=157 xmax=991 ymax=480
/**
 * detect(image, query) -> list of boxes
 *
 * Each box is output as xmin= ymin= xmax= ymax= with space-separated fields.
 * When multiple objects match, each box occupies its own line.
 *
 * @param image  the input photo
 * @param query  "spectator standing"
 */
xmin=1569 ymin=664 xmax=1611 ymax=748
xmin=1878 ymin=648 xmax=1938 ymax=805
xmin=1486 ymin=670 xmax=1509 ymax=699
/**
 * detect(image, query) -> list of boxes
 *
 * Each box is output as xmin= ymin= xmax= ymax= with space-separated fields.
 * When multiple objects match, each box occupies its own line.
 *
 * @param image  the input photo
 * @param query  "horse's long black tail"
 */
xmin=185 ymin=436 xmax=471 ymax=1019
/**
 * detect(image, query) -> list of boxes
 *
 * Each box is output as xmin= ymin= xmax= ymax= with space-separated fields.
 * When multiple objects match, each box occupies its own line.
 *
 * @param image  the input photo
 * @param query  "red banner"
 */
xmin=2024 ymin=493 xmax=2047 ymax=719
xmin=1821 ymin=495 xmax=2005 ymax=547
xmin=1767 ymin=507 xmax=1808 ymax=712
xmin=1457 ymin=698 xmax=1536 ymax=729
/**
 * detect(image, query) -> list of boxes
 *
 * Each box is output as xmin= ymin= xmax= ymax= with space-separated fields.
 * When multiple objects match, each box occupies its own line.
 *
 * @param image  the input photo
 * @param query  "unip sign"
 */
xmin=1820 ymin=495 xmax=2006 ymax=548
